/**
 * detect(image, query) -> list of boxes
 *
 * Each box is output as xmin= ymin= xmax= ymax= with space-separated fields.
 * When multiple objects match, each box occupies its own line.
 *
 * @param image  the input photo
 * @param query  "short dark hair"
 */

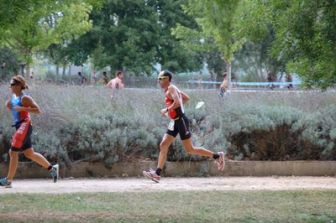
xmin=116 ymin=70 xmax=123 ymax=77
xmin=161 ymin=70 xmax=173 ymax=81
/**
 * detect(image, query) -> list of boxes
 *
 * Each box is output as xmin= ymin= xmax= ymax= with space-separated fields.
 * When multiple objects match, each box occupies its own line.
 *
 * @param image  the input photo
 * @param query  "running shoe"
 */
xmin=50 ymin=164 xmax=59 ymax=183
xmin=0 ymin=177 xmax=12 ymax=188
xmin=143 ymin=169 xmax=160 ymax=183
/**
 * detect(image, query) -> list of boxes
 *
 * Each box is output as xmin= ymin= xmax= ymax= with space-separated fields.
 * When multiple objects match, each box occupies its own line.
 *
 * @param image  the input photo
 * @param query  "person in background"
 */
xmin=219 ymin=72 xmax=229 ymax=97
xmin=286 ymin=73 xmax=293 ymax=89
xmin=106 ymin=71 xmax=125 ymax=98
xmin=102 ymin=71 xmax=109 ymax=85
xmin=267 ymin=71 xmax=276 ymax=90
xmin=92 ymin=70 xmax=97 ymax=84
xmin=78 ymin=71 xmax=87 ymax=85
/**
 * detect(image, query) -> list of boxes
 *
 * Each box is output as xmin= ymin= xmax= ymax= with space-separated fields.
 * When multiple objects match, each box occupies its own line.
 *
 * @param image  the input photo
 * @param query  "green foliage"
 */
xmin=293 ymin=105 xmax=336 ymax=160
xmin=62 ymin=0 xmax=202 ymax=74
xmin=269 ymin=1 xmax=336 ymax=88
xmin=236 ymin=0 xmax=336 ymax=88
xmin=0 ymin=0 xmax=96 ymax=76
xmin=0 ymin=47 xmax=20 ymax=80
xmin=173 ymin=0 xmax=246 ymax=82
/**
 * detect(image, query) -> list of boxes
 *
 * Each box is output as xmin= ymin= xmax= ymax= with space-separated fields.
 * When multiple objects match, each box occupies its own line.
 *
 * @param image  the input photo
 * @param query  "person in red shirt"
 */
xmin=143 ymin=71 xmax=225 ymax=183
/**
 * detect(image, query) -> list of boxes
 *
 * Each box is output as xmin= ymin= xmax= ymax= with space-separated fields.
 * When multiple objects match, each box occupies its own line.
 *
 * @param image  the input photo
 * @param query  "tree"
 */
xmin=174 ymin=0 xmax=245 ymax=86
xmin=0 ymin=47 xmax=20 ymax=80
xmin=61 ymin=0 xmax=202 ymax=75
xmin=271 ymin=0 xmax=336 ymax=88
xmin=0 ymin=1 xmax=95 ymax=76
xmin=235 ymin=0 xmax=336 ymax=88
xmin=154 ymin=0 xmax=202 ymax=73
xmin=233 ymin=30 xmax=287 ymax=82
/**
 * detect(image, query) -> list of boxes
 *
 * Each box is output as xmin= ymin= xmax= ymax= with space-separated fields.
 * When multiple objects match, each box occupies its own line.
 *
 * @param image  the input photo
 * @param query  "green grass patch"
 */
xmin=0 ymin=190 xmax=335 ymax=222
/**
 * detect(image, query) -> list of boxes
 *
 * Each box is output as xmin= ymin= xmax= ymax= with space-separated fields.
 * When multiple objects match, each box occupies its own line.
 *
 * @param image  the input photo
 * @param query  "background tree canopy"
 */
xmin=0 ymin=0 xmax=335 ymax=87
xmin=62 ymin=0 xmax=202 ymax=74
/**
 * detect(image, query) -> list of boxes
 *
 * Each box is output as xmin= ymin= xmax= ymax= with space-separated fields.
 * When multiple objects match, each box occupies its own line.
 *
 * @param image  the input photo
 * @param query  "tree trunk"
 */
xmin=25 ymin=63 xmax=30 ymax=78
xmin=209 ymin=70 xmax=216 ymax=89
xmin=62 ymin=65 xmax=66 ymax=77
xmin=110 ymin=65 xmax=113 ymax=76
xmin=56 ymin=65 xmax=59 ymax=76
xmin=23 ymin=50 xmax=33 ymax=78
xmin=226 ymin=61 xmax=232 ymax=91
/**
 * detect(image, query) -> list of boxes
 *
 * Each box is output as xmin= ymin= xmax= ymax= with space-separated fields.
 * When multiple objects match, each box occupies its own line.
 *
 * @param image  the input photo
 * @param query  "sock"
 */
xmin=213 ymin=153 xmax=220 ymax=159
xmin=155 ymin=168 xmax=162 ymax=176
xmin=47 ymin=165 xmax=52 ymax=171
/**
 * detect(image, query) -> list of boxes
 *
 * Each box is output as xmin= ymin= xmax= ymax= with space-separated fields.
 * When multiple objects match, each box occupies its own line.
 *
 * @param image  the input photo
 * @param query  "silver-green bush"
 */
xmin=1 ymin=84 xmax=335 ymax=165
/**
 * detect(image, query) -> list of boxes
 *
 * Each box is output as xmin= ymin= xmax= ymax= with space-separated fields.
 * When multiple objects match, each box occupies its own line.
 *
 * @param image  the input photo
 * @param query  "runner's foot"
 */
xmin=0 ymin=177 xmax=12 ymax=188
xmin=50 ymin=164 xmax=59 ymax=183
xmin=143 ymin=169 xmax=160 ymax=183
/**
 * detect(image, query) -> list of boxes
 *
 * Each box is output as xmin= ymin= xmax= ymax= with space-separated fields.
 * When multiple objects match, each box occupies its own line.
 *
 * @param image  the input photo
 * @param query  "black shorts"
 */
xmin=166 ymin=115 xmax=191 ymax=140
xmin=11 ymin=122 xmax=33 ymax=152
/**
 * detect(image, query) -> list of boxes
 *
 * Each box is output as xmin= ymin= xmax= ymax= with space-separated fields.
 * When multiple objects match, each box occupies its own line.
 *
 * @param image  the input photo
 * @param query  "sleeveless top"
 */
xmin=11 ymin=94 xmax=30 ymax=126
xmin=165 ymin=90 xmax=184 ymax=119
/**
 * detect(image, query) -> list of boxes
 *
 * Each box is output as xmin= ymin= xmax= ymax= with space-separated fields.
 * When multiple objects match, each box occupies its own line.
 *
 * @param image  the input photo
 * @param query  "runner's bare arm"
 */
xmin=16 ymin=96 xmax=41 ymax=114
xmin=167 ymin=86 xmax=181 ymax=111
xmin=180 ymin=91 xmax=190 ymax=104
xmin=5 ymin=99 xmax=11 ymax=110
xmin=119 ymin=82 xmax=125 ymax=89
xmin=106 ymin=80 xmax=113 ymax=88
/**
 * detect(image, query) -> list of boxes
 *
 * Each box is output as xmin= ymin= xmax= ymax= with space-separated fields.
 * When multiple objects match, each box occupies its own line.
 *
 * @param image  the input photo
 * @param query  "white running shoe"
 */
xmin=50 ymin=164 xmax=59 ymax=183
xmin=143 ymin=169 xmax=160 ymax=183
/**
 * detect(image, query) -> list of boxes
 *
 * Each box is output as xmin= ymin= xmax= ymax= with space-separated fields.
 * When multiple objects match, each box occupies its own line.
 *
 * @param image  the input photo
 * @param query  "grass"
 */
xmin=0 ymin=190 xmax=335 ymax=223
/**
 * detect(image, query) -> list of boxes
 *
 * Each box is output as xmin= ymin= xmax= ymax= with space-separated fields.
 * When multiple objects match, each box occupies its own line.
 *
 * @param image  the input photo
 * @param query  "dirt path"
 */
xmin=0 ymin=177 xmax=335 ymax=194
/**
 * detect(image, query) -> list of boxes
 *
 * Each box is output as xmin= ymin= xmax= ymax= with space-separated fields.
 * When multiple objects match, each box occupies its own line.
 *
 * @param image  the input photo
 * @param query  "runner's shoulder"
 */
xmin=168 ymin=84 xmax=179 ymax=92
xmin=21 ymin=95 xmax=34 ymax=105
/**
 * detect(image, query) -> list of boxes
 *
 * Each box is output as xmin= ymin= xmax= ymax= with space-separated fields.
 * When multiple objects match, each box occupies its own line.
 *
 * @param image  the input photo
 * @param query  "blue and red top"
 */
xmin=11 ymin=94 xmax=30 ymax=126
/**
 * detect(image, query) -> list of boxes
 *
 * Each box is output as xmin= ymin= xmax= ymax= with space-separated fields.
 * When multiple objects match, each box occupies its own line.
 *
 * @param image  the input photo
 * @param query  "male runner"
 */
xmin=0 ymin=75 xmax=58 ymax=188
xmin=143 ymin=71 xmax=225 ymax=183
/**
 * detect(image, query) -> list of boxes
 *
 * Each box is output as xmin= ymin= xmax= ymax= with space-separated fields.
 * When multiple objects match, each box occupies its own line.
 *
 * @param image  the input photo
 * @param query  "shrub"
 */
xmin=0 ymin=84 xmax=335 ymax=166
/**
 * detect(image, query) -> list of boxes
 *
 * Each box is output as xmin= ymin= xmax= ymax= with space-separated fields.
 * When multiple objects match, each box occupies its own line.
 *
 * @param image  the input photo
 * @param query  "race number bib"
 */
xmin=168 ymin=120 xmax=175 ymax=131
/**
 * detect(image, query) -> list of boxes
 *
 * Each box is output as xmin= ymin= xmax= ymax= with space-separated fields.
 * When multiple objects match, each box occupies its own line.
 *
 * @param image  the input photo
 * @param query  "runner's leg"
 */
xmin=157 ymin=133 xmax=176 ymax=170
xmin=181 ymin=138 xmax=214 ymax=158
xmin=182 ymin=138 xmax=225 ymax=170
xmin=7 ymin=150 xmax=19 ymax=182
xmin=23 ymin=148 xmax=51 ymax=169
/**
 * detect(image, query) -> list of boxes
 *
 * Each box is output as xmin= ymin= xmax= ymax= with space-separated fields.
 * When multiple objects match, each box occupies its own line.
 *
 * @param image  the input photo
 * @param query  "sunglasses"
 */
xmin=10 ymin=80 xmax=19 ymax=87
xmin=158 ymin=77 xmax=167 ymax=80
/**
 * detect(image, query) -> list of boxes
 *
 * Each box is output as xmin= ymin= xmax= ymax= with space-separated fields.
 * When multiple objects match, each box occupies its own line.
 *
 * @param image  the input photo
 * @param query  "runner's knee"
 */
xmin=159 ymin=141 xmax=170 ymax=152
xmin=9 ymin=151 xmax=18 ymax=159
xmin=23 ymin=150 xmax=34 ymax=159
xmin=184 ymin=145 xmax=195 ymax=154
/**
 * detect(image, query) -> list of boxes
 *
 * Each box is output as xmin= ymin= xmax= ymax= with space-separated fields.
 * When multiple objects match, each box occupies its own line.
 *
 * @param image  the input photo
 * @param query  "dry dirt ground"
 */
xmin=1 ymin=176 xmax=336 ymax=194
